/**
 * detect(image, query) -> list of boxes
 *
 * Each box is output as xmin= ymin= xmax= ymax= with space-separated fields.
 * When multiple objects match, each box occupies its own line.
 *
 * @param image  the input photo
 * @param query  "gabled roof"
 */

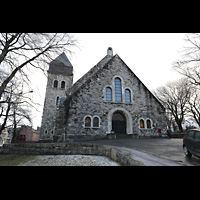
xmin=64 ymin=52 xmax=165 ymax=111
xmin=48 ymin=52 xmax=73 ymax=76
xmin=65 ymin=54 xmax=113 ymax=97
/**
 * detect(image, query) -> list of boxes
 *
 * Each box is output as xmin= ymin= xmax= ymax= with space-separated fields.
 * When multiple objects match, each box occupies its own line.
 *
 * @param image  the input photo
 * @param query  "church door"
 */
xmin=112 ymin=111 xmax=126 ymax=134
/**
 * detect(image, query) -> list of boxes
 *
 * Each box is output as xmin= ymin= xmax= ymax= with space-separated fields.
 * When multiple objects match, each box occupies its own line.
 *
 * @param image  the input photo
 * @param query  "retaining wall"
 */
xmin=0 ymin=142 xmax=144 ymax=166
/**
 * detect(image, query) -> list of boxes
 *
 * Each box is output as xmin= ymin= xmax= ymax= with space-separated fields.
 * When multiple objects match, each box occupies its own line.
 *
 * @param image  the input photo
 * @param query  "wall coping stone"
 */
xmin=0 ymin=143 xmax=144 ymax=166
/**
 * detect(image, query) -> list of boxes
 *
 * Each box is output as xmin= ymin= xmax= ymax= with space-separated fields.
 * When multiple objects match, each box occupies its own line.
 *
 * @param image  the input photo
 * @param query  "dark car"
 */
xmin=183 ymin=128 xmax=200 ymax=157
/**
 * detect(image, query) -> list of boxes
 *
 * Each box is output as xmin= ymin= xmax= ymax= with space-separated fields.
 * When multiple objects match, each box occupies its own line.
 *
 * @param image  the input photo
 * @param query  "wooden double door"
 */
xmin=112 ymin=111 xmax=126 ymax=134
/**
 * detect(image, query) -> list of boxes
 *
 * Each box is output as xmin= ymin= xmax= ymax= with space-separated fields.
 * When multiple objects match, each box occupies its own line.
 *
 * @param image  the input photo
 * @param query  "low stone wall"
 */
xmin=0 ymin=142 xmax=144 ymax=166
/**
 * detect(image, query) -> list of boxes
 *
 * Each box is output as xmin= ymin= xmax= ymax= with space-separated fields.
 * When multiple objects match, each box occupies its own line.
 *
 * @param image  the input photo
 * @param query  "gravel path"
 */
xmin=18 ymin=155 xmax=121 ymax=166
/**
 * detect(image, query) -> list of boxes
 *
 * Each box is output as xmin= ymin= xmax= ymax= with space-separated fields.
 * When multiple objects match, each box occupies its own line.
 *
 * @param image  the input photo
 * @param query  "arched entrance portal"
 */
xmin=112 ymin=112 xmax=126 ymax=134
xmin=107 ymin=107 xmax=133 ymax=135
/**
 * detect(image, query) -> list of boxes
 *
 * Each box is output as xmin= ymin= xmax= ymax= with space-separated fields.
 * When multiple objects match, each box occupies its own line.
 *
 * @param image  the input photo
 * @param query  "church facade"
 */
xmin=40 ymin=48 xmax=167 ymax=142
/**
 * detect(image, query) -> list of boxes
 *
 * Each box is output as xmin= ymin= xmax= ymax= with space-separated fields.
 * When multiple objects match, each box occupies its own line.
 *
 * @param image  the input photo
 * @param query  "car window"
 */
xmin=194 ymin=131 xmax=200 ymax=140
xmin=187 ymin=130 xmax=194 ymax=138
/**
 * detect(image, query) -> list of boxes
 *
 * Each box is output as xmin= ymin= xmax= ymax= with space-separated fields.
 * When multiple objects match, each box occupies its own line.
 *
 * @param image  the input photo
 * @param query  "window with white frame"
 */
xmin=146 ymin=119 xmax=152 ymax=129
xmin=105 ymin=76 xmax=133 ymax=103
xmin=138 ymin=118 xmax=153 ymax=129
xmin=83 ymin=115 xmax=101 ymax=129
xmin=84 ymin=116 xmax=92 ymax=128
xmin=139 ymin=118 xmax=145 ymax=129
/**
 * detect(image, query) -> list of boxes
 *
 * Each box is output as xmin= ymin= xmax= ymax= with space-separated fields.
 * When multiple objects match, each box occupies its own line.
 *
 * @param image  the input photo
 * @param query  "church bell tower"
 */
xmin=39 ymin=52 xmax=73 ymax=141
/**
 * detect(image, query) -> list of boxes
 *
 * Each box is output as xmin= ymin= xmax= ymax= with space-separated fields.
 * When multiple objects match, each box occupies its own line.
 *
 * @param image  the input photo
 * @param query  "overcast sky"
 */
xmin=31 ymin=33 xmax=187 ymax=129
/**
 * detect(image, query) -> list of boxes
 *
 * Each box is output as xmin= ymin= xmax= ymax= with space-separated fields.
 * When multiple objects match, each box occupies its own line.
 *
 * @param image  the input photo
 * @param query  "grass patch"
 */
xmin=0 ymin=154 xmax=36 ymax=166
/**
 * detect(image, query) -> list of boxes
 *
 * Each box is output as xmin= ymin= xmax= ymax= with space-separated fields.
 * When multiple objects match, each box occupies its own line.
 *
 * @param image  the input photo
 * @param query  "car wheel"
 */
xmin=183 ymin=145 xmax=192 ymax=157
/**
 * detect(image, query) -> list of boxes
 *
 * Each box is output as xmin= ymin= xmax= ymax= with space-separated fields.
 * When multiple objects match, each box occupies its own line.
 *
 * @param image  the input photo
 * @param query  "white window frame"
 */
xmin=92 ymin=115 xmax=101 ymax=128
xmin=83 ymin=115 xmax=101 ymax=129
xmin=138 ymin=118 xmax=146 ymax=129
xmin=146 ymin=118 xmax=153 ymax=129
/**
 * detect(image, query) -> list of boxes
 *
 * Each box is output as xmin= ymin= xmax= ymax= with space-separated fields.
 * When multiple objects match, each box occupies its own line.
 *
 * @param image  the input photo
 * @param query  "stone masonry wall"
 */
xmin=40 ymin=72 xmax=73 ymax=141
xmin=55 ymin=55 xmax=166 ymax=141
xmin=0 ymin=143 xmax=144 ymax=166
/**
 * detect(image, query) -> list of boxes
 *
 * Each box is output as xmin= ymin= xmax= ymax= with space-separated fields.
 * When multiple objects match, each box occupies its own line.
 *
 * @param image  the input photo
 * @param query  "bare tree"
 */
xmin=154 ymin=78 xmax=191 ymax=132
xmin=186 ymin=87 xmax=200 ymax=127
xmin=0 ymin=33 xmax=77 ymax=100
xmin=173 ymin=33 xmax=200 ymax=87
xmin=0 ymin=76 xmax=34 ymax=136
xmin=0 ymin=33 xmax=78 ymax=136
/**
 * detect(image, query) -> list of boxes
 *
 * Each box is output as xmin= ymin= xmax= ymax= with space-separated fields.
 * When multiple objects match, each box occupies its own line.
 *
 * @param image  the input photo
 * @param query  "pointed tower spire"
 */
xmin=48 ymin=52 xmax=73 ymax=76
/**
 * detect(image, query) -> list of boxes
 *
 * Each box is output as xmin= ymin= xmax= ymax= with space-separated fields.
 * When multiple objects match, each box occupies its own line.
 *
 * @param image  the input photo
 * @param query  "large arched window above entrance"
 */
xmin=115 ymin=77 xmax=122 ymax=102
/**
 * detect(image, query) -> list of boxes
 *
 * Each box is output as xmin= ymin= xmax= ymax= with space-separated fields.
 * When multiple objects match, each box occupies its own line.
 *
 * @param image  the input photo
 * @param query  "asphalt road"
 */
xmin=85 ymin=138 xmax=200 ymax=166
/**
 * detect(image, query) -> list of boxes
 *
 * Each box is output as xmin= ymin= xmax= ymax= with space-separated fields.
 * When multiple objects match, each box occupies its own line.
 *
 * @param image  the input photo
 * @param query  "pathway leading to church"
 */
xmin=84 ymin=138 xmax=200 ymax=166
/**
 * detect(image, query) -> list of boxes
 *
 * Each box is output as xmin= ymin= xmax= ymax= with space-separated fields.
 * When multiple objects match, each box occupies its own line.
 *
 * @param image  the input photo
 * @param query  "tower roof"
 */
xmin=48 ymin=52 xmax=73 ymax=75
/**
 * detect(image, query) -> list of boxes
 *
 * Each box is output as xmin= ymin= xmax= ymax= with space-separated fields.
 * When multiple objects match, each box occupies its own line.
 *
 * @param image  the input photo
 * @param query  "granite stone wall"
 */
xmin=0 ymin=143 xmax=144 ymax=166
xmin=54 ymin=55 xmax=166 ymax=141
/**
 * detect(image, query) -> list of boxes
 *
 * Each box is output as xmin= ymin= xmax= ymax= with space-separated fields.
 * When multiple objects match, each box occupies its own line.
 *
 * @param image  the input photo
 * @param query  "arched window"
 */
xmin=44 ymin=130 xmax=48 ymax=135
xmin=115 ymin=78 xmax=122 ymax=102
xmin=93 ymin=117 xmax=99 ymax=128
xmin=85 ymin=116 xmax=91 ymax=128
xmin=61 ymin=81 xmax=65 ymax=89
xmin=146 ymin=119 xmax=152 ymax=129
xmin=125 ymin=89 xmax=131 ymax=103
xmin=106 ymin=87 xmax=112 ymax=101
xmin=54 ymin=80 xmax=58 ymax=88
xmin=56 ymin=96 xmax=60 ymax=106
xmin=140 ymin=119 xmax=145 ymax=129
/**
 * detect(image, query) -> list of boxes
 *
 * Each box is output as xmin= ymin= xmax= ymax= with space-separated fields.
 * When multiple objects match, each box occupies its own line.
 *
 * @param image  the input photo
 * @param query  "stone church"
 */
xmin=40 ymin=47 xmax=166 ymax=142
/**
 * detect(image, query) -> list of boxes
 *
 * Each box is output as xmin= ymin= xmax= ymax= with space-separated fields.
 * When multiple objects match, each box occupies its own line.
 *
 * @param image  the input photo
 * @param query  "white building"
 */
xmin=182 ymin=118 xmax=200 ymax=130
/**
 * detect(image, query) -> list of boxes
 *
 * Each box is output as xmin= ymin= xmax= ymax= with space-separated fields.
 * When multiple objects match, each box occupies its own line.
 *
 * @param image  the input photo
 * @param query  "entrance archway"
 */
xmin=112 ymin=111 xmax=126 ymax=134
xmin=107 ymin=107 xmax=133 ymax=135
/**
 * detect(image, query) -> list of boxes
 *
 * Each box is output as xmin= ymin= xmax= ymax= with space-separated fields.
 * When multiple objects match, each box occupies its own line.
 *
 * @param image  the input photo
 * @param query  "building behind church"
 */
xmin=40 ymin=48 xmax=167 ymax=142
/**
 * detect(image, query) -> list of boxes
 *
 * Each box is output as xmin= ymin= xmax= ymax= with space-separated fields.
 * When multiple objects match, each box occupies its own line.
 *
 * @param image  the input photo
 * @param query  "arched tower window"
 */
xmin=53 ymin=80 xmax=58 ymax=88
xmin=56 ymin=96 xmax=60 ymax=106
xmin=61 ymin=81 xmax=65 ymax=89
xmin=115 ymin=78 xmax=122 ymax=102
xmin=125 ymin=89 xmax=131 ymax=103
xmin=106 ymin=87 xmax=112 ymax=101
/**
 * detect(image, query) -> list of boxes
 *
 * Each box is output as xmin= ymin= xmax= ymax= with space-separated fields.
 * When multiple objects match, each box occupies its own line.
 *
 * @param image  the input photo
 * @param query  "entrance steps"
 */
xmin=115 ymin=134 xmax=133 ymax=139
